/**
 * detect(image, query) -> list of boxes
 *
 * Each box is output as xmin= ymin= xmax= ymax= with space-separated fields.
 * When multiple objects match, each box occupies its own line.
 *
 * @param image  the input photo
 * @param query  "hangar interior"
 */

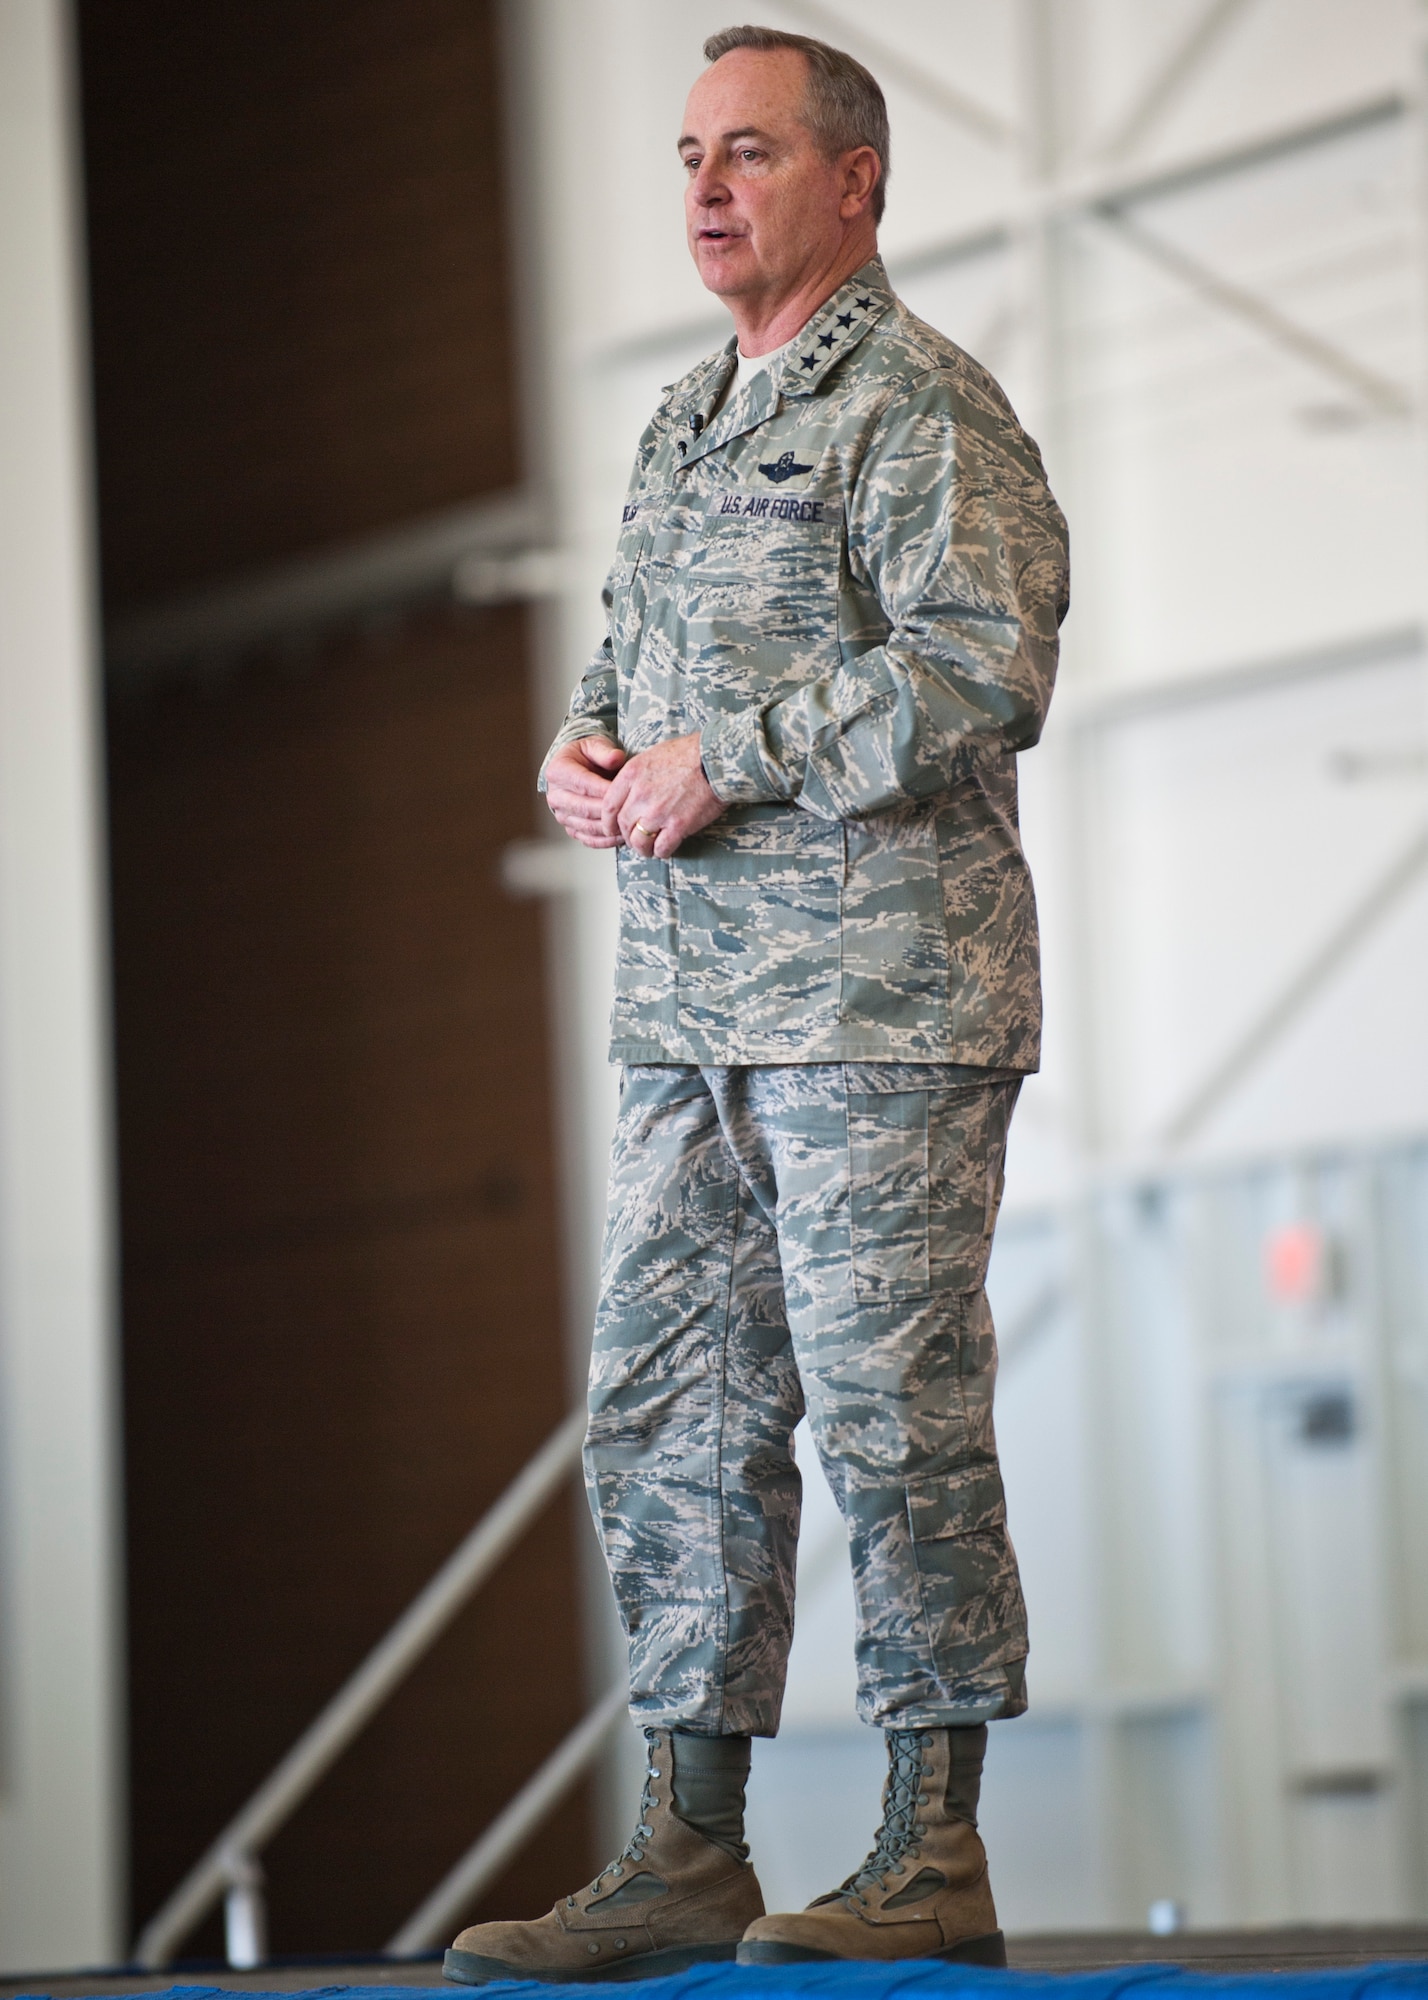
xmin=0 ymin=0 xmax=1426 ymax=1974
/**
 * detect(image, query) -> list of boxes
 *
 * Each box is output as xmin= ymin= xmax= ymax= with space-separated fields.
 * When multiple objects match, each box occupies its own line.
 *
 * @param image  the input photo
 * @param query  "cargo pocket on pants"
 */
xmin=848 ymin=1087 xmax=930 ymax=1303
xmin=905 ymin=1465 xmax=1028 ymax=1687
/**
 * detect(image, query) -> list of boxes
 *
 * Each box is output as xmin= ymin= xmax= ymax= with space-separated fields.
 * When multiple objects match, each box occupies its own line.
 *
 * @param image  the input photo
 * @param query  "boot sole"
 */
xmin=737 ymin=1928 xmax=1007 ymax=1969
xmin=443 ymin=1940 xmax=742 ymax=1985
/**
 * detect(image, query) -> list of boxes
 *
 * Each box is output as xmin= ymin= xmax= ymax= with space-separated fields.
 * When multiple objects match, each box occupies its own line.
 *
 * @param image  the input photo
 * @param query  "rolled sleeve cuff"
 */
xmin=698 ymin=708 xmax=795 ymax=806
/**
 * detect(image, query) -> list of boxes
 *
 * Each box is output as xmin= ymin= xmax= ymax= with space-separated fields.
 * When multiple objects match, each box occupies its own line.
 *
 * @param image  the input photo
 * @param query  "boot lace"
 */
xmin=567 ymin=1727 xmax=660 ymax=1906
xmin=838 ymin=1730 xmax=929 ymax=1899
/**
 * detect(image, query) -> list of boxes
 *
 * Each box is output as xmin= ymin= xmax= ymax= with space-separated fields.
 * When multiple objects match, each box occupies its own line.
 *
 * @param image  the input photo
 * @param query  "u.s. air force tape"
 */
xmin=706 ymin=490 xmax=844 ymax=526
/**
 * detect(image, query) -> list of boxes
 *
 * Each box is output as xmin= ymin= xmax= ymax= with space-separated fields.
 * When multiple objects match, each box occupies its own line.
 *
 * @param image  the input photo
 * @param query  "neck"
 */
xmin=729 ymin=225 xmax=878 ymax=356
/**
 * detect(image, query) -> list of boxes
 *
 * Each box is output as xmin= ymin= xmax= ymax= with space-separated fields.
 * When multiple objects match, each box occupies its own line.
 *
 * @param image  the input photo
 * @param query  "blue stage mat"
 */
xmin=15 ymin=1967 xmax=1428 ymax=2000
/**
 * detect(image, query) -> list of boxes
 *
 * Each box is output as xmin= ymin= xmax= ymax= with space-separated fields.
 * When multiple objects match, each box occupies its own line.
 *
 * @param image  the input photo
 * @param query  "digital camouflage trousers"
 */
xmin=584 ymin=1061 xmax=1030 ymax=1736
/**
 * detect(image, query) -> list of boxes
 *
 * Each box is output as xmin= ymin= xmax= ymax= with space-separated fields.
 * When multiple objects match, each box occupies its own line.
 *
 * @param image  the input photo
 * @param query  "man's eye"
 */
xmin=739 ymin=149 xmax=762 ymax=162
xmin=683 ymin=155 xmax=701 ymax=172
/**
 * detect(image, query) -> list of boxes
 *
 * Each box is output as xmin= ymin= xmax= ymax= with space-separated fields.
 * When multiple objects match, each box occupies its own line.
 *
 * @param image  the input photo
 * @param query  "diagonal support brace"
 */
xmin=774 ymin=0 xmax=1015 ymax=150
xmin=1089 ymin=0 xmax=1265 ymax=165
xmin=1092 ymin=204 xmax=1414 ymax=419
xmin=1158 ymin=820 xmax=1428 ymax=1149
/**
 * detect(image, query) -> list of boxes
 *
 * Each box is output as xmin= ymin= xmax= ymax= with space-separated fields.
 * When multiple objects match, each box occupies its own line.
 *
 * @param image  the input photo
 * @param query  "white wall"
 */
xmin=517 ymin=0 xmax=1428 ymax=1926
xmin=0 ymin=0 xmax=123 ymax=1970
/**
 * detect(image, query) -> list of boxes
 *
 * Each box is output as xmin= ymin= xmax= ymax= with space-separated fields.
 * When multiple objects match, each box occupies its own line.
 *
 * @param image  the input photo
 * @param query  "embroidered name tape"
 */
xmin=707 ymin=491 xmax=843 ymax=526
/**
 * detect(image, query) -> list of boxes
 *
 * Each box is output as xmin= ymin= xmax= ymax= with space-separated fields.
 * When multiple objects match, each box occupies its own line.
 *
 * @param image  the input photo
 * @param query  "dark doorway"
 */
xmin=78 ymin=1 xmax=592 ymax=1956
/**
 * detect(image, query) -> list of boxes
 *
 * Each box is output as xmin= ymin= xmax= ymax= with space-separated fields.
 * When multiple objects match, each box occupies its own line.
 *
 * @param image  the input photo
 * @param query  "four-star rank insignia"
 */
xmin=689 ymin=289 xmax=879 ymax=481
xmin=758 ymin=450 xmax=814 ymax=484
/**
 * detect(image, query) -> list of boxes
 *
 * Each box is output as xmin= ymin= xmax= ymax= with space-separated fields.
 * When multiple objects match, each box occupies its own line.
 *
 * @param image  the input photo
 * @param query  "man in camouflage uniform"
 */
xmin=446 ymin=23 xmax=1067 ymax=1987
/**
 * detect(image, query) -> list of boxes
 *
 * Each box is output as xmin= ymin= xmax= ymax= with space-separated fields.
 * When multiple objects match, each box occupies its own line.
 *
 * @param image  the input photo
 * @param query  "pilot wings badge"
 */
xmin=758 ymin=450 xmax=813 ymax=484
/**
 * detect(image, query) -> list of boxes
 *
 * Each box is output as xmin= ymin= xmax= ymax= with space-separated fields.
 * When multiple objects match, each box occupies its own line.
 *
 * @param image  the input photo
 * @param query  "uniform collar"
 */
xmin=670 ymin=256 xmax=894 ymax=471
xmin=772 ymin=256 xmax=893 ymax=398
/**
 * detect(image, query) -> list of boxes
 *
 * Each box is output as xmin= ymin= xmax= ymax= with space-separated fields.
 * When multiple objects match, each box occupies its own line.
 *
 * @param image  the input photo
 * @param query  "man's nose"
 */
xmin=690 ymin=162 xmax=728 ymax=207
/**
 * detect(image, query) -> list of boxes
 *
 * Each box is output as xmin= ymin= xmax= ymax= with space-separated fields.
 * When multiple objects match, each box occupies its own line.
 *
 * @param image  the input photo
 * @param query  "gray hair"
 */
xmin=702 ymin=24 xmax=889 ymax=222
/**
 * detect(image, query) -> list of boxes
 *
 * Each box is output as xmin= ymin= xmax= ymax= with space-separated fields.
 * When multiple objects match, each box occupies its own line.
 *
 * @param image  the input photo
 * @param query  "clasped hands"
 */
xmin=544 ymin=733 xmax=724 ymax=860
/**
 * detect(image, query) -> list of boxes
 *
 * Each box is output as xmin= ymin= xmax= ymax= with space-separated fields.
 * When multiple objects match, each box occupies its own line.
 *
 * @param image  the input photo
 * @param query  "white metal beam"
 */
xmin=1415 ymin=1 xmax=1428 ymax=852
xmin=1013 ymin=0 xmax=1064 ymax=436
xmin=773 ymin=0 xmax=1015 ymax=150
xmin=1060 ymin=624 xmax=1422 ymax=731
xmin=590 ymin=94 xmax=1405 ymax=373
xmin=964 ymin=295 xmax=1023 ymax=376
xmin=908 ymin=90 xmax=1405 ymax=289
xmin=1090 ymin=204 xmax=1414 ymax=419
xmin=1156 ymin=822 xmax=1428 ymax=1150
xmin=105 ymin=490 xmax=552 ymax=683
xmin=1088 ymin=0 xmax=1265 ymax=165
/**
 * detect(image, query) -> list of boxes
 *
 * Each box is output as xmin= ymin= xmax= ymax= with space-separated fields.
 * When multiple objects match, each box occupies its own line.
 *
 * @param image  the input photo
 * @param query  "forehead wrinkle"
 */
xmin=677 ymin=123 xmax=785 ymax=155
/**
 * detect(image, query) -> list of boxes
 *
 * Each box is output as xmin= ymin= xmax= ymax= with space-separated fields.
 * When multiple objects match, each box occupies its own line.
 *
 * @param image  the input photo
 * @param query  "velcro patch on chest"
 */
xmin=706 ymin=490 xmax=844 ymax=528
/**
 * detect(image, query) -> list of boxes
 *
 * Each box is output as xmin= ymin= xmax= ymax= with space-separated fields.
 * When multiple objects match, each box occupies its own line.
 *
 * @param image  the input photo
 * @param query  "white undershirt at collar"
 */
xmin=709 ymin=333 xmax=797 ymax=421
xmin=735 ymin=333 xmax=795 ymax=392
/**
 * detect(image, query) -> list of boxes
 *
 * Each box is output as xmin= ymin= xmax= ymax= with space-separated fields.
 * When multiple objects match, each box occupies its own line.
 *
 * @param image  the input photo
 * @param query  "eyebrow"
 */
xmin=676 ymin=125 xmax=776 ymax=154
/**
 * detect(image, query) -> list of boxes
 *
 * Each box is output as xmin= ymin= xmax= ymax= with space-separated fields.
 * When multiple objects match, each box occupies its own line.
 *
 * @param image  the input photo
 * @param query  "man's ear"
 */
xmin=839 ymin=145 xmax=881 ymax=219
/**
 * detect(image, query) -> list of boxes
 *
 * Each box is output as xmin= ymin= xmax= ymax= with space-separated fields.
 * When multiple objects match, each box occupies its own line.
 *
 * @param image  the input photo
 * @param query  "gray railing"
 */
xmin=134 ymin=1407 xmax=624 ymax=1969
xmin=384 ymin=1684 xmax=629 ymax=1955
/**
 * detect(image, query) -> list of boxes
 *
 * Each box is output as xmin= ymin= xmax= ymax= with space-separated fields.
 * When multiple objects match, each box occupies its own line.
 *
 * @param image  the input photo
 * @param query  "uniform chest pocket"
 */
xmin=684 ymin=492 xmax=845 ymax=646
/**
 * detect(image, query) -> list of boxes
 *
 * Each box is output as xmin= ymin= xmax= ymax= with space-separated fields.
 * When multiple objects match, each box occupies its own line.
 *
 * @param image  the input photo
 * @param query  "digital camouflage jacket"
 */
xmin=544 ymin=257 xmax=1070 ymax=1068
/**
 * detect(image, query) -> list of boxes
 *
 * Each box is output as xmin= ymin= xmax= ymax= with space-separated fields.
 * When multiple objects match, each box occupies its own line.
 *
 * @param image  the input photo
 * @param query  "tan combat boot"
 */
xmin=738 ymin=1727 xmax=1005 ymax=1967
xmin=444 ymin=1727 xmax=764 ymax=1984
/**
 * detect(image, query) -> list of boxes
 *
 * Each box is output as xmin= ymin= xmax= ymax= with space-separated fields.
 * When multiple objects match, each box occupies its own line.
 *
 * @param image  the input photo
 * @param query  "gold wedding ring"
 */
xmin=634 ymin=820 xmax=657 ymax=837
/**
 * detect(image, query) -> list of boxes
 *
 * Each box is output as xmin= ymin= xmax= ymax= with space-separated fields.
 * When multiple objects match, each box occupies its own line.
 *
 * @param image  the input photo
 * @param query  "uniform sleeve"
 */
xmin=537 ymin=389 xmax=682 ymax=792
xmin=697 ymin=371 xmax=1069 ymax=819
xmin=536 ymin=587 xmax=621 ymax=793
